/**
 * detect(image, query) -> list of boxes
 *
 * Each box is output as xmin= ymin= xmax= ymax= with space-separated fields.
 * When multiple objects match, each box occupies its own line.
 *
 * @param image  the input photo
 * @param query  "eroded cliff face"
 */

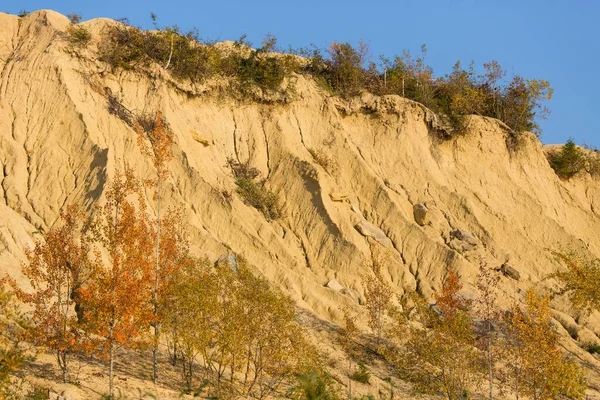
xmin=2 ymin=9 xmax=600 ymax=397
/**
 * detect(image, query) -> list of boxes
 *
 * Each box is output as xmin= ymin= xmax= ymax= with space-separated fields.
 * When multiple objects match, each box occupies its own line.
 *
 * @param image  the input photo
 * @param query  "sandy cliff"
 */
xmin=2 ymin=10 xmax=600 ymax=398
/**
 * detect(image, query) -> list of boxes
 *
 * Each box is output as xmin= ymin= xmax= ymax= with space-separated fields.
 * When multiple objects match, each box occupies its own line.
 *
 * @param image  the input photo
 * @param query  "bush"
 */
xmin=67 ymin=25 xmax=91 ymax=48
xmin=549 ymin=139 xmax=585 ymax=179
xmin=290 ymin=368 xmax=340 ymax=400
xmin=228 ymin=158 xmax=260 ymax=180
xmin=308 ymin=148 xmax=339 ymax=176
xmin=323 ymin=41 xmax=369 ymax=97
xmin=581 ymin=342 xmax=600 ymax=355
xmin=235 ymin=178 xmax=282 ymax=221
xmin=349 ymin=361 xmax=370 ymax=384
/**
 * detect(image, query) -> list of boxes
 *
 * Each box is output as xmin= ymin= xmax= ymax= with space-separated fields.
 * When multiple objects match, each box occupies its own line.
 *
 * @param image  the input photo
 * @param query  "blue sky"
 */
xmin=4 ymin=1 xmax=598 ymax=147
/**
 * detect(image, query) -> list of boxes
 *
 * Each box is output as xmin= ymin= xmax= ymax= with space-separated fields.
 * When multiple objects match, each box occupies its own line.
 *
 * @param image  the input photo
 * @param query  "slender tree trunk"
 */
xmin=153 ymin=175 xmax=161 ymax=384
xmin=487 ymin=320 xmax=493 ymax=400
xmin=109 ymin=342 xmax=114 ymax=398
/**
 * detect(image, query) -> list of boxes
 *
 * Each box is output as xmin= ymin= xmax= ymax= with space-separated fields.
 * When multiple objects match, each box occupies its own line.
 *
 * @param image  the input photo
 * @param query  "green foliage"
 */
xmin=67 ymin=24 xmax=92 ymax=48
xmin=164 ymin=259 xmax=313 ymax=398
xmin=505 ymin=290 xmax=586 ymax=400
xmin=581 ymin=341 xmax=600 ymax=355
xmin=388 ymin=272 xmax=483 ymax=400
xmin=323 ymin=41 xmax=369 ymax=97
xmin=229 ymin=159 xmax=282 ymax=220
xmin=349 ymin=362 xmax=370 ymax=384
xmin=552 ymin=251 xmax=600 ymax=314
xmin=235 ymin=177 xmax=282 ymax=221
xmin=290 ymin=368 xmax=340 ymax=400
xmin=549 ymin=139 xmax=586 ymax=179
xmin=99 ymin=24 xmax=295 ymax=100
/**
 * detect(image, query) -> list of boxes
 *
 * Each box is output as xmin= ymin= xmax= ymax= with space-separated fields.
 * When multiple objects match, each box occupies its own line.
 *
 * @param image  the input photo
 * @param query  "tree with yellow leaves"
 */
xmin=505 ymin=289 xmax=586 ymax=400
xmin=392 ymin=269 xmax=482 ymax=400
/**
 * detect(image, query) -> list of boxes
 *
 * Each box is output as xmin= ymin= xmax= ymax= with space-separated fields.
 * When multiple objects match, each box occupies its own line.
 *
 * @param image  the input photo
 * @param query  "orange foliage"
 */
xmin=9 ymin=204 xmax=89 ymax=382
xmin=79 ymin=168 xmax=154 ymax=396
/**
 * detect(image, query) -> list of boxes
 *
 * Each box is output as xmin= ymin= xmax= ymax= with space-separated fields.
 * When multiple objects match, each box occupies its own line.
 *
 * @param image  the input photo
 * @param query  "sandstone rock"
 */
xmin=351 ymin=204 xmax=364 ymax=219
xmin=325 ymin=279 xmax=344 ymax=291
xmin=448 ymin=238 xmax=476 ymax=253
xmin=500 ymin=263 xmax=520 ymax=280
xmin=450 ymin=229 xmax=478 ymax=245
xmin=340 ymin=287 xmax=360 ymax=304
xmin=355 ymin=221 xmax=391 ymax=247
xmin=329 ymin=192 xmax=349 ymax=202
xmin=413 ymin=203 xmax=429 ymax=226
xmin=216 ymin=253 xmax=238 ymax=273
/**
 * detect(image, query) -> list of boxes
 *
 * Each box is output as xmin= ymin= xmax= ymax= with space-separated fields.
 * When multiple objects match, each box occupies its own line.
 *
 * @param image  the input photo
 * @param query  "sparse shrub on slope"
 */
xmin=349 ymin=362 xmax=370 ymax=384
xmin=229 ymin=158 xmax=282 ymax=221
xmin=549 ymin=139 xmax=586 ymax=179
xmin=235 ymin=177 xmax=282 ymax=221
xmin=67 ymin=23 xmax=92 ymax=47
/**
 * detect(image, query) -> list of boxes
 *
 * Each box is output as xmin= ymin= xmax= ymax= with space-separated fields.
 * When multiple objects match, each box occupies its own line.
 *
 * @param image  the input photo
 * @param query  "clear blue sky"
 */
xmin=4 ymin=1 xmax=598 ymax=147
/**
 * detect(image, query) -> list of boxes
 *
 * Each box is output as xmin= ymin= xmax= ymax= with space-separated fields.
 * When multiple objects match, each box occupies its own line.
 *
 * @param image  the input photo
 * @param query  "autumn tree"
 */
xmin=79 ymin=169 xmax=155 ymax=397
xmin=505 ymin=289 xmax=586 ymax=400
xmin=552 ymin=251 xmax=600 ymax=314
xmin=391 ymin=269 xmax=482 ymax=400
xmin=363 ymin=242 xmax=392 ymax=349
xmin=10 ymin=205 xmax=89 ymax=383
xmin=164 ymin=258 xmax=312 ymax=398
xmin=136 ymin=110 xmax=174 ymax=384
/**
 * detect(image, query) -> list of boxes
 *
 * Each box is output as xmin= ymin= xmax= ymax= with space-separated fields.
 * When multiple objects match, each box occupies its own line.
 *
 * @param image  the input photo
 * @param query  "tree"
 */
xmin=325 ymin=40 xmax=369 ymax=97
xmin=136 ymin=110 xmax=174 ymax=384
xmin=10 ymin=205 xmax=89 ymax=383
xmin=79 ymin=169 xmax=154 ymax=397
xmin=363 ymin=241 xmax=392 ymax=349
xmin=164 ymin=258 xmax=312 ymax=398
xmin=474 ymin=263 xmax=501 ymax=400
xmin=549 ymin=139 xmax=585 ymax=179
xmin=500 ymin=76 xmax=552 ymax=136
xmin=552 ymin=251 xmax=600 ymax=314
xmin=392 ymin=269 xmax=482 ymax=400
xmin=505 ymin=289 xmax=586 ymax=400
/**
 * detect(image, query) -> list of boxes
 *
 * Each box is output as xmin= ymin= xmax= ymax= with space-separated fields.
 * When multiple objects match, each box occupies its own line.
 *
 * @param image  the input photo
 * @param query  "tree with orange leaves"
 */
xmin=10 ymin=204 xmax=89 ymax=383
xmin=136 ymin=111 xmax=174 ymax=383
xmin=79 ymin=169 xmax=154 ymax=397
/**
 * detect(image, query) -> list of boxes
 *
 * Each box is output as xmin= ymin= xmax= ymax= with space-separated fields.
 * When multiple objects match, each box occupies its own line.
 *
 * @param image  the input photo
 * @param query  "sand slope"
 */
xmin=2 ymin=10 xmax=600 ymax=398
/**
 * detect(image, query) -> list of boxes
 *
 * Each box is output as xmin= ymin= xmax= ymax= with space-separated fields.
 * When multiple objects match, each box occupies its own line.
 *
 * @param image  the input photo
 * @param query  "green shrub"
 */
xmin=67 ymin=25 xmax=91 ymax=48
xmin=581 ymin=341 xmax=600 ymax=355
xmin=549 ymin=139 xmax=585 ymax=179
xmin=290 ymin=368 xmax=339 ymax=400
xmin=349 ymin=361 xmax=370 ymax=384
xmin=235 ymin=178 xmax=282 ymax=221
